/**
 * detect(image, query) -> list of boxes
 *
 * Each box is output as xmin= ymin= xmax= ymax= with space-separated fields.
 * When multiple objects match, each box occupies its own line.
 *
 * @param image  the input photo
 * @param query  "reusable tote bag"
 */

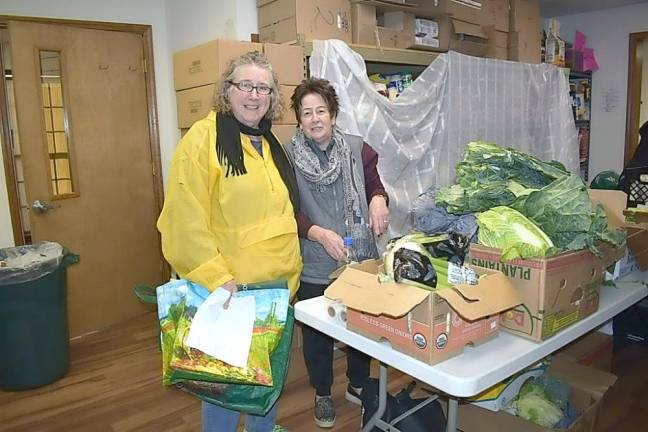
xmin=156 ymin=279 xmax=293 ymax=415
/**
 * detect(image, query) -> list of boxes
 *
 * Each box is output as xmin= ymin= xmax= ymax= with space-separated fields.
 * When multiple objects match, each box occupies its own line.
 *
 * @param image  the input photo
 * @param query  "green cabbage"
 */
xmin=515 ymin=393 xmax=563 ymax=428
xmin=477 ymin=206 xmax=555 ymax=261
xmin=513 ymin=174 xmax=626 ymax=255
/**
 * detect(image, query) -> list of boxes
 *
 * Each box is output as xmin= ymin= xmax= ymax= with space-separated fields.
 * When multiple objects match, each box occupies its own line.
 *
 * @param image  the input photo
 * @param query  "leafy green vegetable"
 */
xmin=436 ymin=142 xmax=626 ymax=256
xmin=477 ymin=206 xmax=555 ymax=261
xmin=437 ymin=141 xmax=569 ymax=214
xmin=435 ymin=182 xmax=516 ymax=214
xmin=514 ymin=174 xmax=626 ymax=255
xmin=457 ymin=141 xmax=569 ymax=189
xmin=515 ymin=393 xmax=563 ymax=427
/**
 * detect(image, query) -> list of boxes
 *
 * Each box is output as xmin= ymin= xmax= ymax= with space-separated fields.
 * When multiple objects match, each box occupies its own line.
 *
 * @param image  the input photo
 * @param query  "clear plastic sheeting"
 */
xmin=0 ymin=241 xmax=64 ymax=285
xmin=309 ymin=40 xmax=578 ymax=242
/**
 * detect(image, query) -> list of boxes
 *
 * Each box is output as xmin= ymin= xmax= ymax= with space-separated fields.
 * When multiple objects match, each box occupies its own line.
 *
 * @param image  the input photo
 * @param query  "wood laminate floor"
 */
xmin=0 ymin=311 xmax=646 ymax=431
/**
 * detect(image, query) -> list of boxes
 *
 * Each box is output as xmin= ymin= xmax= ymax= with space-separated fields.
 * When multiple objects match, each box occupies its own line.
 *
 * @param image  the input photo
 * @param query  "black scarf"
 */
xmin=216 ymin=112 xmax=300 ymax=212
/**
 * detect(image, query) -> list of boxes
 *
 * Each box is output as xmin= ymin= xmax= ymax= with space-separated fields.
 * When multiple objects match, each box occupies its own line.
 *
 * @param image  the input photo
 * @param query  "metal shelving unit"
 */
xmin=569 ymin=70 xmax=592 ymax=182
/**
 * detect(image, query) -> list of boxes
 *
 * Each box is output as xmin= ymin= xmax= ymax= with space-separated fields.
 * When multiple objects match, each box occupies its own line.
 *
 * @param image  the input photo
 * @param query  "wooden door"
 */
xmin=9 ymin=21 xmax=164 ymax=337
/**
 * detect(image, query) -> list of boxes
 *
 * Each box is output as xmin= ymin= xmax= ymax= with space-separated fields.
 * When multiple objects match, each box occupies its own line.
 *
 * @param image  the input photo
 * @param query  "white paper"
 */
xmin=186 ymin=288 xmax=256 ymax=368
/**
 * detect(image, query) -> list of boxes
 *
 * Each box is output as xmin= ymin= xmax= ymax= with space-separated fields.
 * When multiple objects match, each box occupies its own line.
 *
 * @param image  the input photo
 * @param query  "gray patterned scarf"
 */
xmin=292 ymin=126 xmax=363 ymax=223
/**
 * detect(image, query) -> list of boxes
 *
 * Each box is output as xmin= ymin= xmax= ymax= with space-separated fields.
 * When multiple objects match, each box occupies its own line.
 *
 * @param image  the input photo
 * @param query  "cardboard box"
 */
xmin=324 ymin=260 xmax=521 ymax=365
xmin=627 ymin=226 xmax=648 ymax=269
xmin=508 ymin=30 xmax=541 ymax=63
xmin=623 ymin=208 xmax=648 ymax=270
xmin=468 ymin=244 xmax=615 ymax=341
xmin=469 ymin=361 xmax=548 ymax=411
xmin=437 ymin=17 xmax=489 ymax=57
xmin=173 ymin=39 xmax=263 ymax=91
xmin=377 ymin=11 xmax=416 ymax=49
xmin=258 ymin=0 xmax=352 ymax=43
xmin=276 ymin=85 xmax=297 ymax=124
xmin=263 ymin=43 xmax=304 ymax=85
xmin=484 ymin=26 xmax=508 ymax=60
xmin=591 ymin=190 xmax=648 ymax=271
xmin=509 ymin=0 xmax=540 ymax=33
xmin=458 ymin=356 xmax=617 ymax=432
xmin=176 ymin=84 xmax=214 ymax=129
xmin=352 ymin=4 xmax=416 ymax=49
xmin=352 ymin=2 xmax=376 ymax=45
xmin=414 ymin=18 xmax=440 ymax=50
xmin=557 ymin=330 xmax=613 ymax=371
xmin=271 ymin=123 xmax=298 ymax=144
xmin=483 ymin=0 xmax=509 ymax=32
xmin=415 ymin=0 xmax=485 ymax=25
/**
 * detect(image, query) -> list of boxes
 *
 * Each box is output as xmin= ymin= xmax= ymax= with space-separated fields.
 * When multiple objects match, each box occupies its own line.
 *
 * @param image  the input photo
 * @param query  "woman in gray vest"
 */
xmin=285 ymin=78 xmax=390 ymax=428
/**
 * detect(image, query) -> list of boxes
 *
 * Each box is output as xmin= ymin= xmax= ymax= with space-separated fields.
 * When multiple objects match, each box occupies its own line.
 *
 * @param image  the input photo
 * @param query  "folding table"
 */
xmin=294 ymin=272 xmax=648 ymax=432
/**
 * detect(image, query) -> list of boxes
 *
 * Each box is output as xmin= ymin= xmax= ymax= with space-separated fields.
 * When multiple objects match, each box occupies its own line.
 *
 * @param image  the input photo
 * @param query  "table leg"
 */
xmin=362 ymin=363 xmax=388 ymax=432
xmin=446 ymin=397 xmax=458 ymax=432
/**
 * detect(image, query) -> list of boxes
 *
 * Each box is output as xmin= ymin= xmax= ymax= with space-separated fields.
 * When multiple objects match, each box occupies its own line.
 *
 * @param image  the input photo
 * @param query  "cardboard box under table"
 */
xmin=458 ymin=355 xmax=617 ymax=432
xmin=324 ymin=260 xmax=521 ymax=365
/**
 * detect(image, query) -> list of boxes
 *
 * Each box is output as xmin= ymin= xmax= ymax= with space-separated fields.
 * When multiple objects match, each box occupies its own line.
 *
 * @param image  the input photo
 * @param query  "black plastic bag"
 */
xmin=361 ymin=379 xmax=446 ymax=432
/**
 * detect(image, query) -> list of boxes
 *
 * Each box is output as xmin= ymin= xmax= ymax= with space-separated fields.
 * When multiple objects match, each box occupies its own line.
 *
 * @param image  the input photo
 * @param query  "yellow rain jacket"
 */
xmin=157 ymin=111 xmax=302 ymax=297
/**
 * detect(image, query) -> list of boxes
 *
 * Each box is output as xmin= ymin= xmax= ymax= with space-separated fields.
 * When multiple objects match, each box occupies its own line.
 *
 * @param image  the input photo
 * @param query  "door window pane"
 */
xmin=39 ymin=50 xmax=76 ymax=197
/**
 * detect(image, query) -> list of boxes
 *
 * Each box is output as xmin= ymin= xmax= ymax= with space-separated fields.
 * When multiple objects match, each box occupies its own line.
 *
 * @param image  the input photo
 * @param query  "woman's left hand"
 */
xmin=368 ymin=195 xmax=390 ymax=236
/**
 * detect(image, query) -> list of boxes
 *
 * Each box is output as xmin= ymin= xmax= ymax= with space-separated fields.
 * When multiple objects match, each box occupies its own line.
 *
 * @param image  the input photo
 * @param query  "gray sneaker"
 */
xmin=314 ymin=395 xmax=336 ymax=428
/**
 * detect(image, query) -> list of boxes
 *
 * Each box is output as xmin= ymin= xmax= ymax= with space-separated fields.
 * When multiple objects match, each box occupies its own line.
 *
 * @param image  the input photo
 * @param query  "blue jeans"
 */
xmin=202 ymin=401 xmax=278 ymax=432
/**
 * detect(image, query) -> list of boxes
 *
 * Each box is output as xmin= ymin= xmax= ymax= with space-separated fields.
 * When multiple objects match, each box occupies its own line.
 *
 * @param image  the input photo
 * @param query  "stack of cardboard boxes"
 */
xmin=173 ymin=39 xmax=304 ymax=137
xmin=257 ymin=0 xmax=352 ymax=44
xmin=257 ymin=0 xmax=541 ymax=63
xmin=508 ymin=0 xmax=542 ymax=63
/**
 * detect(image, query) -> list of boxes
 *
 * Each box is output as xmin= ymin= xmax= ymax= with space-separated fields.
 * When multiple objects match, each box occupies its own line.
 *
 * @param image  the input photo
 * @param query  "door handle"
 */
xmin=31 ymin=199 xmax=61 ymax=214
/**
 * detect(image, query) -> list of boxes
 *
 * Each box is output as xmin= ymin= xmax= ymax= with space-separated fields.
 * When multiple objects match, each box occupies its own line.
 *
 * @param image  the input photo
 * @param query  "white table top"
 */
xmin=294 ymin=272 xmax=648 ymax=398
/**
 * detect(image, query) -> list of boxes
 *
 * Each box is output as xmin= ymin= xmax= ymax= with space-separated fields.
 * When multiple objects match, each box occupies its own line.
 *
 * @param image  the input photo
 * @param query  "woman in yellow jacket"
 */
xmin=157 ymin=51 xmax=301 ymax=432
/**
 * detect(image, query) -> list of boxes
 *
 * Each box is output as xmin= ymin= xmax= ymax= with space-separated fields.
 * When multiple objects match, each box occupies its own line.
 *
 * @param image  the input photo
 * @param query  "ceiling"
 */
xmin=538 ymin=0 xmax=648 ymax=17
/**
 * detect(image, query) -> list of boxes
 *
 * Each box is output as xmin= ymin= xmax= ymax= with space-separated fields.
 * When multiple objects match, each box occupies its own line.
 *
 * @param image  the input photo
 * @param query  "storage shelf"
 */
xmin=301 ymin=40 xmax=439 ymax=66
xmin=569 ymin=70 xmax=592 ymax=79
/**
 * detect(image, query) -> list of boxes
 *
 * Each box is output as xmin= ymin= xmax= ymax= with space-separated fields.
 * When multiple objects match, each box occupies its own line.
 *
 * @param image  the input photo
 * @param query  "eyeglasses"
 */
xmin=228 ymin=81 xmax=273 ymax=95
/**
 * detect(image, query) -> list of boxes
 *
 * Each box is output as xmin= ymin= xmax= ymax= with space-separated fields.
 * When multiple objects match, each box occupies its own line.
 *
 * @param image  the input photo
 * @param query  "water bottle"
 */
xmin=339 ymin=236 xmax=358 ymax=267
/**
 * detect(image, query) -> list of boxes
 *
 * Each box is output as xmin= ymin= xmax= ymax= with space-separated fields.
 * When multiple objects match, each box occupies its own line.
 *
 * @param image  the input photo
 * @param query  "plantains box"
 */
xmin=324 ymin=259 xmax=521 ymax=365
xmin=468 ymin=243 xmax=620 ymax=342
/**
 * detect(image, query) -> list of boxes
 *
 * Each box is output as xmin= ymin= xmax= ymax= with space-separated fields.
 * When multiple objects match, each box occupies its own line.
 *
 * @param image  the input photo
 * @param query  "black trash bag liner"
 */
xmin=423 ymin=231 xmax=471 ymax=265
xmin=385 ymin=232 xmax=471 ymax=290
xmin=393 ymin=248 xmax=438 ymax=288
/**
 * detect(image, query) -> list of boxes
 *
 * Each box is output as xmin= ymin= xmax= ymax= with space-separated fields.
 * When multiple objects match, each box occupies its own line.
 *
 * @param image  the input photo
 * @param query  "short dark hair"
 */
xmin=213 ymin=50 xmax=283 ymax=121
xmin=290 ymin=78 xmax=339 ymax=124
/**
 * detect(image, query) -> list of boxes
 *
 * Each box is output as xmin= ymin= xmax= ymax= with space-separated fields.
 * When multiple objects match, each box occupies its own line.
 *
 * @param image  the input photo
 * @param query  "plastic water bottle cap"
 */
xmin=343 ymin=236 xmax=353 ymax=246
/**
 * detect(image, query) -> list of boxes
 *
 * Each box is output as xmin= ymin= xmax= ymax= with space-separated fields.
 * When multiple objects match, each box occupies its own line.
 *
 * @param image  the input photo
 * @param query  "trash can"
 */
xmin=0 ymin=242 xmax=79 ymax=390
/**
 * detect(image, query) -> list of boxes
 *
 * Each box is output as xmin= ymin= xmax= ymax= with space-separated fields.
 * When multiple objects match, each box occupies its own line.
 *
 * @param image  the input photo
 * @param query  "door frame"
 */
xmin=625 ymin=31 xmax=648 ymax=166
xmin=0 ymin=16 xmax=165 ymax=272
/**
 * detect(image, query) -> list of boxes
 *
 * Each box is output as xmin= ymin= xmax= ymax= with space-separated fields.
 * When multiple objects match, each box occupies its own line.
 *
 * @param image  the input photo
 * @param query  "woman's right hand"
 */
xmin=308 ymin=225 xmax=344 ymax=261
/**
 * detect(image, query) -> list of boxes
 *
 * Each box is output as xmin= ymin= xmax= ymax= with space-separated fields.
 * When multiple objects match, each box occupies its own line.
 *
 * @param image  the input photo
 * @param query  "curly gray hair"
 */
xmin=213 ymin=50 xmax=284 ymax=122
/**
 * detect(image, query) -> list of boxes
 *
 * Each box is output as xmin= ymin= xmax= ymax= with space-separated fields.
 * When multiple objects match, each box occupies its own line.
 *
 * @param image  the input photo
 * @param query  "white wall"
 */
xmin=556 ymin=2 xmax=648 ymax=177
xmin=0 ymin=0 xmax=258 ymax=245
